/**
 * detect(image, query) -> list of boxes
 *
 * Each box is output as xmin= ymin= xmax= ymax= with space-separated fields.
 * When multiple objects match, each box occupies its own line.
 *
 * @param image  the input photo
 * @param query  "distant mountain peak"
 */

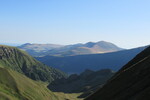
xmin=18 ymin=41 xmax=124 ymax=56
xmin=23 ymin=43 xmax=32 ymax=45
xmin=84 ymin=42 xmax=96 ymax=48
xmin=97 ymin=40 xmax=109 ymax=43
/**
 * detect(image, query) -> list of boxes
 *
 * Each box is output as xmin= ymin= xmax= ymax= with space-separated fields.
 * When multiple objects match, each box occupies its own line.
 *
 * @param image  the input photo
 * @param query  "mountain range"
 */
xmin=0 ymin=43 xmax=150 ymax=100
xmin=0 ymin=44 xmax=116 ymax=100
xmin=36 ymin=46 xmax=146 ymax=74
xmin=18 ymin=43 xmax=64 ymax=57
xmin=18 ymin=41 xmax=123 ymax=57
xmin=86 ymin=46 xmax=150 ymax=100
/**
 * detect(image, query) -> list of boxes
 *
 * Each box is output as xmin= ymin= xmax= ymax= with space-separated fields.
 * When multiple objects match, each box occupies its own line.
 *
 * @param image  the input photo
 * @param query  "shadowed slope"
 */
xmin=86 ymin=46 xmax=150 ymax=100
xmin=48 ymin=69 xmax=115 ymax=98
xmin=36 ymin=46 xmax=146 ymax=74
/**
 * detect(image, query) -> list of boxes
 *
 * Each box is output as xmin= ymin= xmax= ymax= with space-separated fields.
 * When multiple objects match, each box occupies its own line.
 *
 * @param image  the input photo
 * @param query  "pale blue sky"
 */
xmin=0 ymin=0 xmax=150 ymax=48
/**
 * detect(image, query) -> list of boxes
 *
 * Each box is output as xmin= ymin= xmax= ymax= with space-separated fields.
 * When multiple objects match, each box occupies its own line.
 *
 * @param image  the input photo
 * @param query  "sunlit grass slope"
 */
xmin=54 ymin=92 xmax=83 ymax=100
xmin=0 ymin=66 xmax=60 ymax=100
xmin=0 ymin=45 xmax=83 ymax=100
xmin=0 ymin=45 xmax=67 ymax=82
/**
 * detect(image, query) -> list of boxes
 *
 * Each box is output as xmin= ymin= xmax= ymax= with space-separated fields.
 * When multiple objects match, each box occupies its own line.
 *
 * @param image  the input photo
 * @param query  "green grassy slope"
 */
xmin=0 ymin=64 xmax=84 ymax=100
xmin=0 ymin=66 xmax=60 ymax=100
xmin=0 ymin=45 xmax=83 ymax=100
xmin=0 ymin=45 xmax=67 ymax=82
xmin=54 ymin=92 xmax=83 ymax=100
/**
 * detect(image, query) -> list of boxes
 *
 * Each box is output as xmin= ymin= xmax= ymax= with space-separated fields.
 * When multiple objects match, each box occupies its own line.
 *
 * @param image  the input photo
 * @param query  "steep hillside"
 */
xmin=0 ymin=45 xmax=67 ymax=82
xmin=85 ymin=46 xmax=150 ymax=100
xmin=0 ymin=67 xmax=80 ymax=100
xmin=48 ymin=69 xmax=115 ymax=98
xmin=0 ymin=45 xmax=84 ymax=100
xmin=0 ymin=67 xmax=60 ymax=100
xmin=36 ymin=46 xmax=146 ymax=74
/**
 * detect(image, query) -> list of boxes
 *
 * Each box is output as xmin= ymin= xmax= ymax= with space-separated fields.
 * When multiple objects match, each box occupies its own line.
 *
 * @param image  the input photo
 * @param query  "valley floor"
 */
xmin=54 ymin=92 xmax=84 ymax=100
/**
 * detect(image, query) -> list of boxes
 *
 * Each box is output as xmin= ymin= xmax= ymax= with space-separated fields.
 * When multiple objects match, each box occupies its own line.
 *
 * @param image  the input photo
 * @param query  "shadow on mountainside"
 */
xmin=47 ymin=69 xmax=115 ymax=98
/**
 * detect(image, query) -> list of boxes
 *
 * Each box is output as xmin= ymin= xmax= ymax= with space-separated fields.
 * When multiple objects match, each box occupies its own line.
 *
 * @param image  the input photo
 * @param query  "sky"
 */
xmin=0 ymin=0 xmax=150 ymax=49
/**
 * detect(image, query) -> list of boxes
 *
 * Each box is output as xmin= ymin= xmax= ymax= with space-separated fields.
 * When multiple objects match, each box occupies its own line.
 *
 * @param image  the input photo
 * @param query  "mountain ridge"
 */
xmin=18 ymin=41 xmax=123 ymax=56
xmin=85 ymin=46 xmax=150 ymax=100
xmin=0 ymin=45 xmax=67 ymax=82
xmin=36 ymin=46 xmax=146 ymax=74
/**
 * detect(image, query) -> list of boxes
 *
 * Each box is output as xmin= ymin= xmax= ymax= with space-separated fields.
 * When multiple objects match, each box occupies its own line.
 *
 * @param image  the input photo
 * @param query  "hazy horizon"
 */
xmin=0 ymin=40 xmax=148 ymax=49
xmin=1 ymin=0 xmax=150 ymax=49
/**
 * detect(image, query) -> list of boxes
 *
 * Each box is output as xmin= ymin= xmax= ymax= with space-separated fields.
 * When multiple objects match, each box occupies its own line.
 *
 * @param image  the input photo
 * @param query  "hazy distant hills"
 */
xmin=18 ymin=41 xmax=123 ymax=56
xmin=36 ymin=46 xmax=147 ymax=74
xmin=86 ymin=46 xmax=150 ymax=100
xmin=18 ymin=43 xmax=64 ymax=56
xmin=45 ymin=41 xmax=123 ymax=56
xmin=0 ymin=43 xmax=21 ymax=46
